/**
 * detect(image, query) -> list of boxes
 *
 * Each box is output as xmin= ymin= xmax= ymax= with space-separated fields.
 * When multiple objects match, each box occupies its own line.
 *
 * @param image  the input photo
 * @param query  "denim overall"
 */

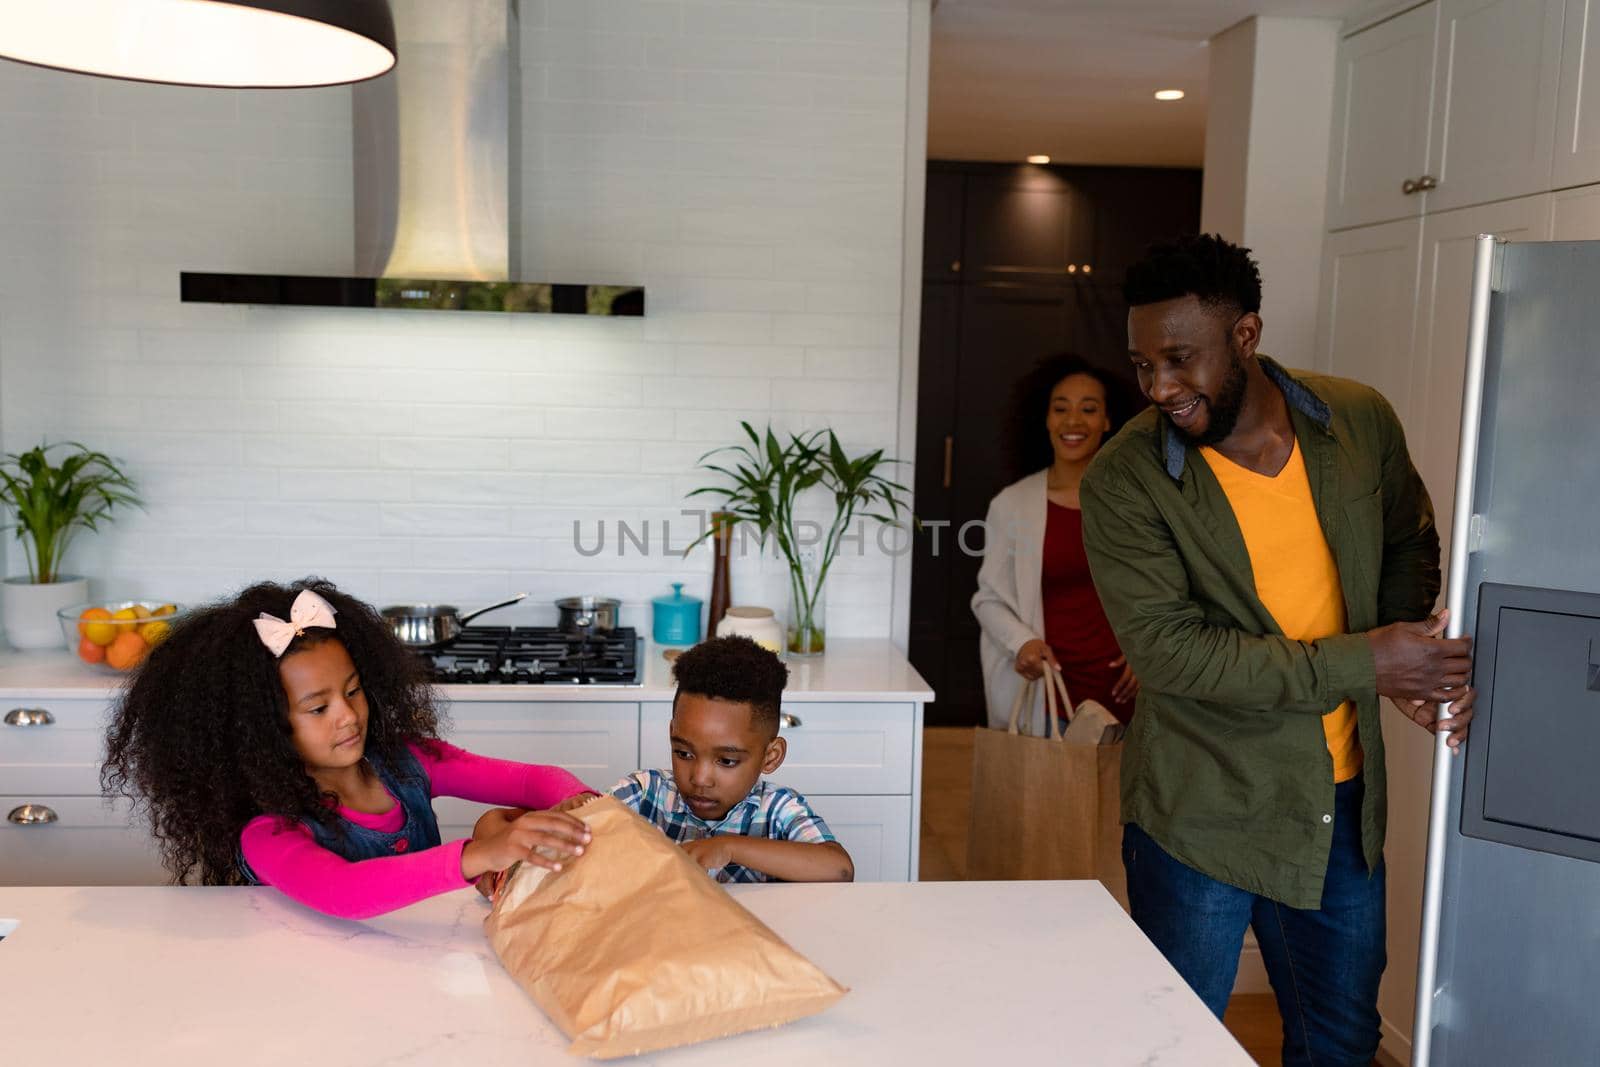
xmin=238 ymin=746 xmax=443 ymax=884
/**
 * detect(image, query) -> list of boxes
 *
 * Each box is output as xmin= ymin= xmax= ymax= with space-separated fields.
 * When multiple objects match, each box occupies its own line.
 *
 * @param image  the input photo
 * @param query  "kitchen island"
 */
xmin=0 ymin=639 xmax=933 ymax=884
xmin=0 ymin=879 xmax=1251 ymax=1066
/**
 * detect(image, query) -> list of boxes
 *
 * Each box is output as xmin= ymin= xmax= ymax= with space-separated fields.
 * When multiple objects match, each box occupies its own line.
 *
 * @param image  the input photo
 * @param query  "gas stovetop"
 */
xmin=418 ymin=626 xmax=641 ymax=685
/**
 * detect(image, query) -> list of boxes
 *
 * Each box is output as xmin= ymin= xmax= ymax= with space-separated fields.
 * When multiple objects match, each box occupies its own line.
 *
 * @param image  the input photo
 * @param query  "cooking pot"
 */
xmin=382 ymin=593 xmax=528 ymax=647
xmin=555 ymin=596 xmax=621 ymax=636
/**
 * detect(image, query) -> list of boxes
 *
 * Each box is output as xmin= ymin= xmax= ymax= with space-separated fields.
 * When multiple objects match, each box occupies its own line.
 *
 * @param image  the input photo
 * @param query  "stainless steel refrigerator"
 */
xmin=1413 ymin=235 xmax=1600 ymax=1065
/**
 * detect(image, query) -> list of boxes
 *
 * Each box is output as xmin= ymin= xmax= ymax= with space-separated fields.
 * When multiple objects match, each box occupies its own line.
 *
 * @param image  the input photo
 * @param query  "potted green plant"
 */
xmin=0 ymin=442 xmax=141 ymax=649
xmin=690 ymin=423 xmax=910 ymax=656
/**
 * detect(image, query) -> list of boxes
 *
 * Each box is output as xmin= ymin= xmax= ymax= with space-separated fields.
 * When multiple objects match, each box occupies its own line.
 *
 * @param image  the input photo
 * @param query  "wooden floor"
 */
xmin=917 ymin=726 xmax=1286 ymax=1066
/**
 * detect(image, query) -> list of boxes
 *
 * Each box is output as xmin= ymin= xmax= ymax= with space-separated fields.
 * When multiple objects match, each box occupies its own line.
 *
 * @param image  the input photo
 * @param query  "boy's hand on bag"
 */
xmin=682 ymin=836 xmax=736 ymax=871
xmin=1014 ymin=639 xmax=1060 ymax=680
xmin=462 ymin=809 xmax=593 ymax=880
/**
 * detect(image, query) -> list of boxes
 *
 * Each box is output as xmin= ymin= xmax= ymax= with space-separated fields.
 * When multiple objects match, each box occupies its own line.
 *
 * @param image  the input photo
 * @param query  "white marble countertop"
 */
xmin=0 ymin=880 xmax=1248 ymax=1066
xmin=0 ymin=638 xmax=933 ymax=703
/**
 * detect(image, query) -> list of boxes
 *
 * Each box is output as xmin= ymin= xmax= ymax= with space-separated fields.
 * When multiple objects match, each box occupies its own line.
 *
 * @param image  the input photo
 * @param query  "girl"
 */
xmin=102 ymin=578 xmax=597 ymax=919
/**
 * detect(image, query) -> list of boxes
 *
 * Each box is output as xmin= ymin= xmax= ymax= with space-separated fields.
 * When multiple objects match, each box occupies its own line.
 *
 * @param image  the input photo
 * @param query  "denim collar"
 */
xmin=1160 ymin=356 xmax=1332 ymax=481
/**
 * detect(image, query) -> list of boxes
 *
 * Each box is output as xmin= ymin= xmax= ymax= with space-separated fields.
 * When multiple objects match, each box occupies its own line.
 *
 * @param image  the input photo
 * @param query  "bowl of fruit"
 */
xmin=59 ymin=601 xmax=183 ymax=672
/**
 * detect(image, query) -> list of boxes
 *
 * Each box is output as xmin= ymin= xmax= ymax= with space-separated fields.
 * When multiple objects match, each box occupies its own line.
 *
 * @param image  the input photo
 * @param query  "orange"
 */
xmin=105 ymin=631 xmax=148 ymax=671
xmin=77 ymin=636 xmax=106 ymax=664
xmin=79 ymin=607 xmax=116 ymax=646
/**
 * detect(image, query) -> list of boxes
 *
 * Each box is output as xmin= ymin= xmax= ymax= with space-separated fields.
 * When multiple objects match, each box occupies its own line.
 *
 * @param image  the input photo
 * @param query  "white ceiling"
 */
xmin=929 ymin=0 xmax=1370 ymax=167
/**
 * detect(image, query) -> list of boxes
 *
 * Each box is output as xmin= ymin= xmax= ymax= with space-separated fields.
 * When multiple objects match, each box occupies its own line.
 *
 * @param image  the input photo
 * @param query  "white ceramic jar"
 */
xmin=715 ymin=606 xmax=785 ymax=653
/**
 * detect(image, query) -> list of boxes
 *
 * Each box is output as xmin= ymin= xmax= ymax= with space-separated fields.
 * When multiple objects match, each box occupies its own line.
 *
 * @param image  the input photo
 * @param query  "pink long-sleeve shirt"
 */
xmin=239 ymin=740 xmax=589 ymax=919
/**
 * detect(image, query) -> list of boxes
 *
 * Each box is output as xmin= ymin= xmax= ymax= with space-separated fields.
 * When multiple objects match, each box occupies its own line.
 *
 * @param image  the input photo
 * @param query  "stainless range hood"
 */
xmin=181 ymin=0 xmax=642 ymax=316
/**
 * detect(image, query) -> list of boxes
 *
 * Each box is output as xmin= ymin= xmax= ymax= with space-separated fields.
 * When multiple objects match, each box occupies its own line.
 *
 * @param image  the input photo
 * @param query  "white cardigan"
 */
xmin=970 ymin=469 xmax=1051 ymax=730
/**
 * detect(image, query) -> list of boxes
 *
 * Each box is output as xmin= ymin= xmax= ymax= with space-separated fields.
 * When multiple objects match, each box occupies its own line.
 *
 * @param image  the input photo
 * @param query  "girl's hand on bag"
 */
xmin=552 ymin=791 xmax=602 ymax=814
xmin=1014 ymin=639 xmax=1060 ymax=680
xmin=1109 ymin=656 xmax=1140 ymax=704
xmin=461 ymin=809 xmax=593 ymax=880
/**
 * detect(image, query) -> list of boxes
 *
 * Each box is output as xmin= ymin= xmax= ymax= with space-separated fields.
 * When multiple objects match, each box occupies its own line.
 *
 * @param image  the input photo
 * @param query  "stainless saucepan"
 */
xmin=382 ymin=593 xmax=529 ymax=647
xmin=555 ymin=596 xmax=621 ymax=637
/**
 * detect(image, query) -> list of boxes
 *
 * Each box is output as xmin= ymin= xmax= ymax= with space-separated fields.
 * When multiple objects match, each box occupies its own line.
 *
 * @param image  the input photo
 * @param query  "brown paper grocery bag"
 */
xmin=484 ymin=795 xmax=846 ymax=1059
xmin=967 ymin=664 xmax=1128 ymax=910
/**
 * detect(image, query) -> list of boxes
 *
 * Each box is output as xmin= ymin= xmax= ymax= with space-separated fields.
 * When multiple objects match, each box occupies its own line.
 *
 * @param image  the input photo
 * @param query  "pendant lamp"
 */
xmin=0 ymin=0 xmax=396 ymax=88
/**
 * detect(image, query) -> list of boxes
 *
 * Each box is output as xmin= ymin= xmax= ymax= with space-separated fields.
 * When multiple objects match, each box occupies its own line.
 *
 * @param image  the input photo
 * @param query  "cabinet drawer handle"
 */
xmin=1402 ymin=177 xmax=1419 ymax=195
xmin=7 ymin=804 xmax=59 ymax=825
xmin=781 ymin=713 xmax=802 ymax=729
xmin=4 ymin=708 xmax=54 ymax=726
xmin=1415 ymin=174 xmax=1438 ymax=192
xmin=950 ymin=259 xmax=961 ymax=273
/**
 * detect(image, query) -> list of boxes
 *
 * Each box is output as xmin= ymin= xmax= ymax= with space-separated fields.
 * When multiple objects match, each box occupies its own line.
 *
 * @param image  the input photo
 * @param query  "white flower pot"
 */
xmin=2 ymin=575 xmax=88 ymax=650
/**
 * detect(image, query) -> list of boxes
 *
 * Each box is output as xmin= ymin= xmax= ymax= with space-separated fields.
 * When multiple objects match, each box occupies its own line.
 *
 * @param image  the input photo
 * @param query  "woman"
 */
xmin=971 ymin=354 xmax=1139 ymax=730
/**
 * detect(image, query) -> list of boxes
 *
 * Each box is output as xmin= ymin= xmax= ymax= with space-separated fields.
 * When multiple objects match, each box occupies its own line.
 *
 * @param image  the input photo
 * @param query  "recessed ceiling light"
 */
xmin=1026 ymin=154 xmax=1051 ymax=165
xmin=1154 ymin=89 xmax=1185 ymax=101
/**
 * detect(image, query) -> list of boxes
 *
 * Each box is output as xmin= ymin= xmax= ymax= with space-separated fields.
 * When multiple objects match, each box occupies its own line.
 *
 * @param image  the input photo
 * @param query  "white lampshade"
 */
xmin=0 ymin=0 xmax=396 ymax=88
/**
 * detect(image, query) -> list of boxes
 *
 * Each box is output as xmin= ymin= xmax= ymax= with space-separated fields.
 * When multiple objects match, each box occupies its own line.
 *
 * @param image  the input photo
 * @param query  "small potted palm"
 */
xmin=0 ymin=442 xmax=140 ymax=649
xmin=690 ymin=423 xmax=909 ymax=656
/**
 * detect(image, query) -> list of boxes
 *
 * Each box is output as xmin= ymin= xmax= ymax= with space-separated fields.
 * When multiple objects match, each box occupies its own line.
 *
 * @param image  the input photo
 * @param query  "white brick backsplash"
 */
xmin=802 ymin=346 xmax=898 ymax=380
xmin=509 ymin=439 xmax=643 ymax=473
xmin=641 ymin=375 xmax=771 ymax=410
xmin=680 ymin=3 xmax=815 ymax=40
xmin=410 ymin=471 xmax=546 ymax=505
xmin=381 ymin=505 xmax=511 ymax=538
xmin=0 ymin=4 xmax=916 ymax=640
xmin=773 ymin=312 xmax=900 ymax=347
xmin=643 ymin=243 xmax=774 ymax=279
xmin=671 ymin=345 xmax=806 ymax=378
xmin=245 ymin=434 xmax=379 ymax=469
xmin=280 ymin=470 xmax=411 ymax=503
xmin=380 ymin=437 xmax=511 ymax=472
xmin=506 ymin=375 xmax=642 ymax=407
xmin=545 ymin=407 xmax=675 ymax=440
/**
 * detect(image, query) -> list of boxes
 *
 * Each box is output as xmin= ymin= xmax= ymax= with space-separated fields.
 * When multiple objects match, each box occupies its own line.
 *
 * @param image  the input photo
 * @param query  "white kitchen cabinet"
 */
xmin=799 ymin=794 xmax=912 ymax=884
xmin=1425 ymin=0 xmax=1565 ymax=213
xmin=640 ymin=701 xmax=922 ymax=882
xmin=442 ymin=700 xmax=639 ymax=793
xmin=0 ymin=796 xmax=166 ymax=886
xmin=1314 ymin=217 xmax=1424 ymax=419
xmin=1555 ymin=1 xmax=1600 ymax=187
xmin=0 ymin=698 xmax=111 ymax=794
xmin=1410 ymin=195 xmax=1552 ymax=556
xmin=1326 ymin=1 xmax=1440 ymax=230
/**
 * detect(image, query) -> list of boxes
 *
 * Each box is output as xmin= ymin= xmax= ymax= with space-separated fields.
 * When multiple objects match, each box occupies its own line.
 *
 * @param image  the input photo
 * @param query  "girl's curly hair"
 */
xmin=1005 ymin=352 xmax=1129 ymax=480
xmin=101 ymin=577 xmax=444 ymax=886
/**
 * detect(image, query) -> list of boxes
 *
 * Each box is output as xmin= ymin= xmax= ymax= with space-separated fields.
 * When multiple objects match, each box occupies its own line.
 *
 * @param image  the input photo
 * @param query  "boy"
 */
xmin=612 ymin=635 xmax=854 ymax=883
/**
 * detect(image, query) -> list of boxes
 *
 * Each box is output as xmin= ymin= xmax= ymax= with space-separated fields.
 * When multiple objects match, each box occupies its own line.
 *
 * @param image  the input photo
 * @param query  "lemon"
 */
xmin=152 ymin=604 xmax=177 ymax=617
xmin=111 ymin=607 xmax=139 ymax=622
xmin=131 ymin=604 xmax=152 ymax=620
xmin=138 ymin=620 xmax=171 ymax=646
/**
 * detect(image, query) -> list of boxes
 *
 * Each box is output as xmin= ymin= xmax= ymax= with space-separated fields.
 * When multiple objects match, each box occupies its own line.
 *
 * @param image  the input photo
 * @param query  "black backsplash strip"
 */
xmin=180 ymin=273 xmax=644 ymax=316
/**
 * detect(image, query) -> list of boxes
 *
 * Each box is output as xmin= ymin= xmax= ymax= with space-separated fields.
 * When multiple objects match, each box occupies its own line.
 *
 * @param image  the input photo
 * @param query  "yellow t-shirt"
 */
xmin=1200 ymin=440 xmax=1363 ymax=783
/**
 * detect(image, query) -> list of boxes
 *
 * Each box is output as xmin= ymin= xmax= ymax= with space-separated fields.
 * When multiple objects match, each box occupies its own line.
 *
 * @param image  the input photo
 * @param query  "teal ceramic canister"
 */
xmin=651 ymin=583 xmax=702 ymax=646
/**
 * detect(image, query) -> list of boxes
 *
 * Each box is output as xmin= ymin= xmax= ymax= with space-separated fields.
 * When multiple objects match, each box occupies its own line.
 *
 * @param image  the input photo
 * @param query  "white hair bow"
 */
xmin=253 ymin=589 xmax=338 ymax=657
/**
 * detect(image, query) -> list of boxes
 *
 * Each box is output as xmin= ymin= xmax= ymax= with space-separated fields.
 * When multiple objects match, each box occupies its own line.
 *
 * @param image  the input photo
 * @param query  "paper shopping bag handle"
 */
xmin=1005 ymin=675 xmax=1035 ymax=735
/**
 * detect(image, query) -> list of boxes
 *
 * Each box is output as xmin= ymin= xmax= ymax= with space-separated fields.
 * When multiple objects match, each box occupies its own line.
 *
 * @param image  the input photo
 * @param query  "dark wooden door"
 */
xmin=909 ymin=162 xmax=1199 ymax=727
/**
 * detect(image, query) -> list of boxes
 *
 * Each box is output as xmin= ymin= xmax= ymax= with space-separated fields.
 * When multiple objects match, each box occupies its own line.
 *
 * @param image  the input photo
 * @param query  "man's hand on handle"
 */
xmin=1368 ymin=609 xmax=1475 ymax=749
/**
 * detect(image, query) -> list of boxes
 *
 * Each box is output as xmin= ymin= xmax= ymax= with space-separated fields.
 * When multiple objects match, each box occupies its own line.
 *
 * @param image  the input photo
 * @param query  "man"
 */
xmin=1080 ymin=234 xmax=1475 ymax=1067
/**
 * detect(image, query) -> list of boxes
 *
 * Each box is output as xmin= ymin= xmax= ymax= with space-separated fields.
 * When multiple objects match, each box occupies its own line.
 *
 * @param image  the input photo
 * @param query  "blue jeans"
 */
xmin=1123 ymin=776 xmax=1385 ymax=1067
